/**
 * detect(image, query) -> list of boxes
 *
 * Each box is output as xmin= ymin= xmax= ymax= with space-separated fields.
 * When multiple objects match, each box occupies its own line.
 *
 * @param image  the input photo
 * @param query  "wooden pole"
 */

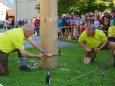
xmin=40 ymin=0 xmax=58 ymax=69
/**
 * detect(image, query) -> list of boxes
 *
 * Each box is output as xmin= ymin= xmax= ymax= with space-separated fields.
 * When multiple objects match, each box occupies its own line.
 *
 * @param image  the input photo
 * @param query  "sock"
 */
xmin=19 ymin=57 xmax=26 ymax=66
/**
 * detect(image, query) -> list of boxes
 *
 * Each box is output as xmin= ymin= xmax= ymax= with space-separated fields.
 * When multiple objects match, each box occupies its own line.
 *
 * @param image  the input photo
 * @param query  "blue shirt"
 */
xmin=58 ymin=19 xmax=62 ymax=28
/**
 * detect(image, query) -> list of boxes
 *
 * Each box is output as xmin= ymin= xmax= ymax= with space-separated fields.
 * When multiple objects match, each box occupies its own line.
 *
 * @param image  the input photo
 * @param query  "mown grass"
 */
xmin=0 ymin=40 xmax=115 ymax=86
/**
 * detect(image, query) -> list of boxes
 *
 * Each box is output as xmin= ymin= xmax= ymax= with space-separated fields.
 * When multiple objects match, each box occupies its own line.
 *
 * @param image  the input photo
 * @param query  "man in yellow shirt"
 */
xmin=108 ymin=20 xmax=115 ymax=41
xmin=0 ymin=24 xmax=52 ymax=75
xmin=78 ymin=24 xmax=115 ymax=66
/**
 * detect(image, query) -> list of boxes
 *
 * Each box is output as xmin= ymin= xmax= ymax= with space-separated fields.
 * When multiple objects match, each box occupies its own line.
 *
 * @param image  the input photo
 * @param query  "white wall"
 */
xmin=0 ymin=2 xmax=9 ymax=20
xmin=0 ymin=9 xmax=6 ymax=20
xmin=14 ymin=0 xmax=40 ymax=22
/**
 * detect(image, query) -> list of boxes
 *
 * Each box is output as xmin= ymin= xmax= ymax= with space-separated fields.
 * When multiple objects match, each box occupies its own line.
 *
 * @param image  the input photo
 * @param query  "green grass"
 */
xmin=0 ymin=40 xmax=115 ymax=86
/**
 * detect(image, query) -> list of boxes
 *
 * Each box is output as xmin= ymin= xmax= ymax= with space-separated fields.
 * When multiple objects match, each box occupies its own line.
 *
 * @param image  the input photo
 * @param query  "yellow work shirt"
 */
xmin=108 ymin=26 xmax=115 ymax=37
xmin=78 ymin=29 xmax=107 ymax=49
xmin=0 ymin=28 xmax=32 ymax=53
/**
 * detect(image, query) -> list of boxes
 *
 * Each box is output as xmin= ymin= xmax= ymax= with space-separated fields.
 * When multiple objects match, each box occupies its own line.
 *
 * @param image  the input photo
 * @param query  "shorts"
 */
xmin=0 ymin=51 xmax=9 ymax=75
xmin=62 ymin=28 xmax=65 ymax=32
xmin=58 ymin=27 xmax=62 ymax=32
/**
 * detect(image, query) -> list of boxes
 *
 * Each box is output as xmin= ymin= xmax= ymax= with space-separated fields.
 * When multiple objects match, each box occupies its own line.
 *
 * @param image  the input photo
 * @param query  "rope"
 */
xmin=105 ymin=46 xmax=115 ymax=69
xmin=27 ymin=60 xmax=39 ymax=69
xmin=68 ymin=68 xmax=97 ymax=81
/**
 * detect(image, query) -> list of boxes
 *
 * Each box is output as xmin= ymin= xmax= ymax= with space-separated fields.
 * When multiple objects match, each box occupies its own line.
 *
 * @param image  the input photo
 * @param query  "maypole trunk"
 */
xmin=40 ymin=0 xmax=58 ymax=69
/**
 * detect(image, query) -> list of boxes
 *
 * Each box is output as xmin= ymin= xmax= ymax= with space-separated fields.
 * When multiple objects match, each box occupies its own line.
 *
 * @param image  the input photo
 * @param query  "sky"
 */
xmin=1 ymin=0 xmax=14 ymax=8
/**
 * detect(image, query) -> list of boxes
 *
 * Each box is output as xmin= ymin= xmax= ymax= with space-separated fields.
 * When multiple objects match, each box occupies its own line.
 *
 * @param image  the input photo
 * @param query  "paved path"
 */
xmin=24 ymin=35 xmax=73 ymax=48
xmin=0 ymin=29 xmax=73 ymax=48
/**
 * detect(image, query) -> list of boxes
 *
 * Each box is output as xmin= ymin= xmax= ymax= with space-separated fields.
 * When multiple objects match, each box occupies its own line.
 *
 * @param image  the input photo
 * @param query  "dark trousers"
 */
xmin=0 ymin=50 xmax=24 ymax=75
xmin=0 ymin=51 xmax=9 ymax=75
xmin=35 ymin=28 xmax=40 ymax=35
xmin=108 ymin=37 xmax=115 ymax=42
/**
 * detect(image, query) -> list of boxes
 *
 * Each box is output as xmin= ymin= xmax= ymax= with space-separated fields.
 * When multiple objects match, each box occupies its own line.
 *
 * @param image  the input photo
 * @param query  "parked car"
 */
xmin=0 ymin=20 xmax=11 ymax=29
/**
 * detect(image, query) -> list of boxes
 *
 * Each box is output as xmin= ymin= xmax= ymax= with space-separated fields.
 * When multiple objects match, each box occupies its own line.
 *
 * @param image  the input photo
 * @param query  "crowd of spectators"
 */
xmin=58 ymin=8 xmax=115 ymax=41
xmin=9 ymin=16 xmax=40 ymax=35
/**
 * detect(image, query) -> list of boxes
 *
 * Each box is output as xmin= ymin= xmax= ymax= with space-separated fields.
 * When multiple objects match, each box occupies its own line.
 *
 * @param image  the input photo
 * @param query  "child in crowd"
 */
xmin=58 ymin=16 xmax=63 ymax=38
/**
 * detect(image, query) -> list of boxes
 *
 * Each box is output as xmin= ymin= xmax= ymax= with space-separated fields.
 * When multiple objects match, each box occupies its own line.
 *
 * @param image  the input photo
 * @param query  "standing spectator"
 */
xmin=69 ymin=15 xmax=76 ymax=39
xmin=102 ymin=10 xmax=111 ymax=24
xmin=62 ymin=13 xmax=70 ymax=39
xmin=93 ymin=16 xmax=100 ymax=29
xmin=10 ymin=18 xmax=14 ymax=29
xmin=102 ymin=19 xmax=110 ymax=36
xmin=99 ymin=23 xmax=103 ymax=31
xmin=24 ymin=19 xmax=28 ymax=25
xmin=85 ymin=17 xmax=91 ymax=27
xmin=31 ymin=17 xmax=35 ymax=25
xmin=34 ymin=16 xmax=40 ymax=35
xmin=80 ymin=21 xmax=86 ymax=33
xmin=75 ymin=14 xmax=81 ymax=39
xmin=14 ymin=20 xmax=19 ymax=28
xmin=111 ymin=7 xmax=115 ymax=24
xmin=18 ymin=19 xmax=22 ymax=27
xmin=58 ymin=16 xmax=63 ymax=38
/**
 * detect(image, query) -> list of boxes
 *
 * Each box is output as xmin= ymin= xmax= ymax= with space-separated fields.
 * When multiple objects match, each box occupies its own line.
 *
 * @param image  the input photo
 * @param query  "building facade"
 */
xmin=0 ymin=1 xmax=14 ymax=21
xmin=0 ymin=1 xmax=9 ymax=20
xmin=14 ymin=0 xmax=40 ymax=22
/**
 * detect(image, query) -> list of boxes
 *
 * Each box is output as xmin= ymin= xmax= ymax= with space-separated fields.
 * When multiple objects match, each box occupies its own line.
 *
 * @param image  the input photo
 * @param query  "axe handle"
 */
xmin=105 ymin=46 xmax=115 ymax=68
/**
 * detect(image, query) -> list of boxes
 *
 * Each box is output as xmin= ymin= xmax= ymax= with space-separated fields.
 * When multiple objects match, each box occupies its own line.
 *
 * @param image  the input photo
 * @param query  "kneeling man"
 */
xmin=78 ymin=24 xmax=115 ymax=67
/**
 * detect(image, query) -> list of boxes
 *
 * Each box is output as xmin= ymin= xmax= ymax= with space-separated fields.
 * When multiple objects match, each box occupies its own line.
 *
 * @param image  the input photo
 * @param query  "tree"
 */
xmin=58 ymin=0 xmax=114 ymax=15
xmin=35 ymin=0 xmax=114 ymax=15
xmin=35 ymin=2 xmax=40 ymax=13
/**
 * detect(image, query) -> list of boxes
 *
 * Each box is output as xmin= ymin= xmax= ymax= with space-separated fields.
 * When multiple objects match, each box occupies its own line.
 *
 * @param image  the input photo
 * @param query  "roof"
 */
xmin=6 ymin=9 xmax=14 ymax=16
xmin=0 ymin=0 xmax=10 ymax=8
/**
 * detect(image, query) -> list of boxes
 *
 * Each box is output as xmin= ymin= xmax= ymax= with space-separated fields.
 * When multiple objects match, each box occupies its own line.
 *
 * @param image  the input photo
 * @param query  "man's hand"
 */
xmin=85 ymin=47 xmax=91 ymax=52
xmin=36 ymin=54 xmax=44 ymax=59
xmin=43 ymin=52 xmax=52 ymax=57
xmin=95 ymin=48 xmax=101 ymax=52
xmin=42 ymin=50 xmax=52 ymax=56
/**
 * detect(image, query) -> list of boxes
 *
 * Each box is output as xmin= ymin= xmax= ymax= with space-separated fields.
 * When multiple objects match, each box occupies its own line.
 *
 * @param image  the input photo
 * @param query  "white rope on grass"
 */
xmin=27 ymin=60 xmax=39 ymax=69
xmin=68 ymin=68 xmax=97 ymax=81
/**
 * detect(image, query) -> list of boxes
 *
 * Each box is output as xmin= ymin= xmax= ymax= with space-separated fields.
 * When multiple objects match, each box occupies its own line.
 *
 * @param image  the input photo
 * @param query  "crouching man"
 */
xmin=78 ymin=24 xmax=115 ymax=67
xmin=0 ymin=23 xmax=52 ymax=75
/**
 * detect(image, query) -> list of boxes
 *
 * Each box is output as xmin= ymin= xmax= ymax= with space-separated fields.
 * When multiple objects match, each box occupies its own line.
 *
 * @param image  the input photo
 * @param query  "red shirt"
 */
xmin=34 ymin=18 xmax=40 ymax=28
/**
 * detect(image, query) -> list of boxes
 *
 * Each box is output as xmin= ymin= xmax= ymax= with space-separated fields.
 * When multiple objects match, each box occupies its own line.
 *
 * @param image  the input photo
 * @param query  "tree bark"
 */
xmin=40 ymin=0 xmax=58 ymax=69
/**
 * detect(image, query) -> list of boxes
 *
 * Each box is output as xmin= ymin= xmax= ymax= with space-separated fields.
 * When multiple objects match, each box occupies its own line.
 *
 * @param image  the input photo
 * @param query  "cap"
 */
xmin=110 ymin=20 xmax=115 ymax=24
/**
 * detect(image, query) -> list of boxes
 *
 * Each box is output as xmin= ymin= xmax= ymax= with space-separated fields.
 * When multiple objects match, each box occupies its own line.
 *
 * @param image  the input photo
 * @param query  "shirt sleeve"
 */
xmin=25 ymin=37 xmax=32 ymax=41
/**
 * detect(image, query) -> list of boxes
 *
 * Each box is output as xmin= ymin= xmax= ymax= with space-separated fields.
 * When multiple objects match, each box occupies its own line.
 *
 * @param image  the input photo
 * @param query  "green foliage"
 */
xmin=35 ymin=2 xmax=40 ymax=13
xmin=58 ymin=0 xmax=115 ymax=15
xmin=35 ymin=0 xmax=114 ymax=15
xmin=0 ymin=41 xmax=115 ymax=86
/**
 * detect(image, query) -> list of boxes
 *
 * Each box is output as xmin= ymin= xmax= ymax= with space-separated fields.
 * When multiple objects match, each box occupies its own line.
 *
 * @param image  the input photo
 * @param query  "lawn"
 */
xmin=0 ymin=40 xmax=115 ymax=86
